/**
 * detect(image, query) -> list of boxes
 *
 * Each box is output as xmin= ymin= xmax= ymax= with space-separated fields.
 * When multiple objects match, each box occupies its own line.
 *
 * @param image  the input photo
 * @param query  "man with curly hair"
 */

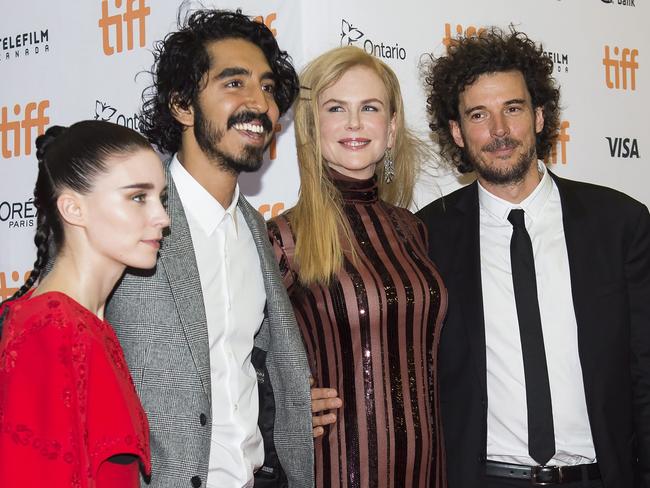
xmin=106 ymin=9 xmax=340 ymax=488
xmin=417 ymin=28 xmax=650 ymax=488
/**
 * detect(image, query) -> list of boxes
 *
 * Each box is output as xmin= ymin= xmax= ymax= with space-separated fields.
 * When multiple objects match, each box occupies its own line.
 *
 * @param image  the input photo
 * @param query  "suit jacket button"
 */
xmin=191 ymin=476 xmax=202 ymax=487
xmin=200 ymin=413 xmax=207 ymax=426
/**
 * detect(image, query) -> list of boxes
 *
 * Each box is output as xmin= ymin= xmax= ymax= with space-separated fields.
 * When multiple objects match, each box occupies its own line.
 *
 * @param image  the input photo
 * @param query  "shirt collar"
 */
xmin=478 ymin=161 xmax=553 ymax=224
xmin=169 ymin=154 xmax=240 ymax=236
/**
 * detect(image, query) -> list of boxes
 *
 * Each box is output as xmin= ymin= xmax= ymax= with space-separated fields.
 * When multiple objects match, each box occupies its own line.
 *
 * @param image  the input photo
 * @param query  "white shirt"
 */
xmin=170 ymin=156 xmax=266 ymax=487
xmin=479 ymin=162 xmax=596 ymax=466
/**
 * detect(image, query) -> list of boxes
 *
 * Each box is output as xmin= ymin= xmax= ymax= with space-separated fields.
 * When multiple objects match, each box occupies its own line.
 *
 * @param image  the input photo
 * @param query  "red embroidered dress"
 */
xmin=0 ymin=291 xmax=150 ymax=488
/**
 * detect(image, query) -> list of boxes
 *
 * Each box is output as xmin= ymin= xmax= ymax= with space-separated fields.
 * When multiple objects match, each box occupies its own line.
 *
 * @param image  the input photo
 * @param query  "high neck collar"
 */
xmin=329 ymin=168 xmax=379 ymax=204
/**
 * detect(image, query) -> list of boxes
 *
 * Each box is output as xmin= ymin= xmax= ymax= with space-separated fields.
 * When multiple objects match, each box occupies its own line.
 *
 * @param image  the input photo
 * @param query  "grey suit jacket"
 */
xmin=106 ymin=169 xmax=314 ymax=488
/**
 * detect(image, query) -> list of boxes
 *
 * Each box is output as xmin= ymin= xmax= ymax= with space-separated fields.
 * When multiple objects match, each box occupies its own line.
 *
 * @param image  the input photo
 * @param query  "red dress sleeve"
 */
xmin=0 ymin=296 xmax=88 ymax=487
xmin=0 ymin=293 xmax=150 ymax=488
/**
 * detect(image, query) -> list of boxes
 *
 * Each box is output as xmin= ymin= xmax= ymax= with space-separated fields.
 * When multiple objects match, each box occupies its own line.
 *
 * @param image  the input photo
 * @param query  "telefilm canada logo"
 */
xmin=543 ymin=49 xmax=569 ymax=73
xmin=0 ymin=28 xmax=50 ymax=62
xmin=340 ymin=19 xmax=407 ymax=60
xmin=94 ymin=100 xmax=143 ymax=130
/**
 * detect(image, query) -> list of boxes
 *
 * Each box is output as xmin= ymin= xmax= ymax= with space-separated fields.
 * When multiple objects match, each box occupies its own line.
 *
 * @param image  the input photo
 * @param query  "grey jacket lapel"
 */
xmin=160 ymin=170 xmax=212 ymax=402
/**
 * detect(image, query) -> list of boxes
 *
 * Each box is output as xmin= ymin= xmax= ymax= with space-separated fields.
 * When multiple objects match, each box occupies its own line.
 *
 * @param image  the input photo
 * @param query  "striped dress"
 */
xmin=267 ymin=171 xmax=447 ymax=488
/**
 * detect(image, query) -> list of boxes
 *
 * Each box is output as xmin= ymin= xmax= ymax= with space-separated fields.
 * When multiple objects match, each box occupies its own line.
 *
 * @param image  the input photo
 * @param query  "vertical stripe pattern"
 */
xmin=268 ymin=172 xmax=447 ymax=488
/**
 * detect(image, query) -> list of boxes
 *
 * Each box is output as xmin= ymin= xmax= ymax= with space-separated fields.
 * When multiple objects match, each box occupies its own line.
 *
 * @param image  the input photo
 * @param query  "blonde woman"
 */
xmin=267 ymin=46 xmax=447 ymax=488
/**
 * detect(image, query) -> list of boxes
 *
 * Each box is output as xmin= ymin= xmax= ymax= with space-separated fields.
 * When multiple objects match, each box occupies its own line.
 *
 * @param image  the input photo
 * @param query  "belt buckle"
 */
xmin=530 ymin=465 xmax=561 ymax=485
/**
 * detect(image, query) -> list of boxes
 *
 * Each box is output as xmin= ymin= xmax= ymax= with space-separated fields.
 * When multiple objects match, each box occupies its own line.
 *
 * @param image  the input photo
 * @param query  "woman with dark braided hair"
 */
xmin=0 ymin=120 xmax=169 ymax=488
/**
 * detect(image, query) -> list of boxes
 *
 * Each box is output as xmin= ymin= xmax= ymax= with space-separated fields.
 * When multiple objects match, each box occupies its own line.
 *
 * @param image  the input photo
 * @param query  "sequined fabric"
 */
xmin=268 ymin=170 xmax=447 ymax=488
xmin=0 ymin=291 xmax=150 ymax=488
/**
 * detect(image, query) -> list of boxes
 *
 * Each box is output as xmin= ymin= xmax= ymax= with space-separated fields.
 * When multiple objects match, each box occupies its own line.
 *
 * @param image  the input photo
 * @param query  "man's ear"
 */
xmin=450 ymin=120 xmax=465 ymax=148
xmin=170 ymin=94 xmax=194 ymax=127
xmin=534 ymin=106 xmax=544 ymax=134
xmin=56 ymin=192 xmax=86 ymax=228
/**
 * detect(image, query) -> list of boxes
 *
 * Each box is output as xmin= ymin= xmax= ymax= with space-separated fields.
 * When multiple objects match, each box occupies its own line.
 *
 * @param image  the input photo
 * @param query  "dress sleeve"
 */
xmin=0 ymin=312 xmax=89 ymax=488
xmin=266 ymin=216 xmax=299 ymax=293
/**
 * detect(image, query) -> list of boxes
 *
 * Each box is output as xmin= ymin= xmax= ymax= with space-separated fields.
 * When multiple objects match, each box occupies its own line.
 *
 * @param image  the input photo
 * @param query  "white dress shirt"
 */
xmin=170 ymin=156 xmax=266 ymax=487
xmin=479 ymin=162 xmax=596 ymax=466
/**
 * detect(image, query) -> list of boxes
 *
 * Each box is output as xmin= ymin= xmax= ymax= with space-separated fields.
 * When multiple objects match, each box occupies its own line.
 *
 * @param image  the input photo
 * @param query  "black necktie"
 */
xmin=507 ymin=208 xmax=555 ymax=465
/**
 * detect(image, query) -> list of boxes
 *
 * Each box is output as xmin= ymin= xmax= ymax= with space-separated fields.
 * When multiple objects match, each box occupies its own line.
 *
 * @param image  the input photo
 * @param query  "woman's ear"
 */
xmin=56 ymin=192 xmax=86 ymax=227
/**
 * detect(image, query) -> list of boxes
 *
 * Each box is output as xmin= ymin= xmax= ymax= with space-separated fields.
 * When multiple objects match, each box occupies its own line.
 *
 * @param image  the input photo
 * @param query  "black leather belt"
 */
xmin=485 ymin=460 xmax=601 ymax=485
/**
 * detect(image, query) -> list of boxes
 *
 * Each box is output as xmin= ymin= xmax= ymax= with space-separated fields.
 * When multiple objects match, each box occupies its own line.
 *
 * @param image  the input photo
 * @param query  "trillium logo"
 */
xmin=341 ymin=19 xmax=363 ymax=46
xmin=338 ymin=19 xmax=406 ymax=60
xmin=93 ymin=100 xmax=143 ymax=129
xmin=95 ymin=100 xmax=117 ymax=121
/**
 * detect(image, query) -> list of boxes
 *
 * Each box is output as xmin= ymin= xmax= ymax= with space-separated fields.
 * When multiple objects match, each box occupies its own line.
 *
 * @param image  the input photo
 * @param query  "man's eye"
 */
xmin=225 ymin=80 xmax=243 ymax=88
xmin=263 ymin=83 xmax=276 ymax=94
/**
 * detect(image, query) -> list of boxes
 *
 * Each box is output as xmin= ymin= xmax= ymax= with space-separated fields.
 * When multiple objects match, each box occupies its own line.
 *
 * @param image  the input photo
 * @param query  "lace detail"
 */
xmin=0 ymin=291 xmax=150 ymax=487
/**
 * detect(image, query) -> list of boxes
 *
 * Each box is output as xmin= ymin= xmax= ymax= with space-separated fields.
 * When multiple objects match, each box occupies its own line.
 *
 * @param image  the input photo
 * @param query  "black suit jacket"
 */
xmin=416 ymin=173 xmax=650 ymax=488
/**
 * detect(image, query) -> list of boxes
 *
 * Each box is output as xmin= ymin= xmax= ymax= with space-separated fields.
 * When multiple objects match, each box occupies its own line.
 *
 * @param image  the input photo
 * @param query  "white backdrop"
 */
xmin=1 ymin=0 xmax=647 ymax=300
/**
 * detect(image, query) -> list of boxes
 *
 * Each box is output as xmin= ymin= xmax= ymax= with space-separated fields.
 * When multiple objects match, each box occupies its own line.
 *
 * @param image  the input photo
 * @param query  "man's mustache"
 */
xmin=227 ymin=111 xmax=274 ymax=133
xmin=483 ymin=137 xmax=521 ymax=152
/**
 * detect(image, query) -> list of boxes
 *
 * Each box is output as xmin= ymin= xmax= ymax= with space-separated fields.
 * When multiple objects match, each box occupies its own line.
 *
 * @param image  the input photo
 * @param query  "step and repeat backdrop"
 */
xmin=1 ymin=0 xmax=647 ymax=300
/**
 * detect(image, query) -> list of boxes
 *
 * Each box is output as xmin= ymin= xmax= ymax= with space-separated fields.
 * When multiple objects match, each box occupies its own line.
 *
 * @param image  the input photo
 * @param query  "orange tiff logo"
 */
xmin=98 ymin=0 xmax=150 ymax=56
xmin=0 ymin=270 xmax=30 ymax=301
xmin=0 ymin=100 xmax=50 ymax=159
xmin=253 ymin=13 xmax=277 ymax=37
xmin=258 ymin=203 xmax=285 ymax=220
xmin=442 ymin=23 xmax=486 ymax=49
xmin=546 ymin=120 xmax=570 ymax=165
xmin=603 ymin=46 xmax=638 ymax=90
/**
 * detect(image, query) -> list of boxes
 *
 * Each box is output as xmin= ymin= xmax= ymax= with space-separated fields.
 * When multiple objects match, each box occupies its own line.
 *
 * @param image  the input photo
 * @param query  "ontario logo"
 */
xmin=340 ymin=19 xmax=406 ymax=60
xmin=94 ymin=100 xmax=143 ymax=130
xmin=1 ymin=29 xmax=50 ymax=62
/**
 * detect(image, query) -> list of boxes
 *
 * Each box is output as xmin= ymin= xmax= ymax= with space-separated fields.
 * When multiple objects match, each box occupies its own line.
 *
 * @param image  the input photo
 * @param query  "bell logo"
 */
xmin=258 ymin=203 xmax=285 ymax=220
xmin=0 ymin=100 xmax=50 ymax=159
xmin=253 ymin=13 xmax=277 ymax=37
xmin=0 ymin=270 xmax=30 ymax=301
xmin=98 ymin=0 xmax=150 ymax=56
xmin=606 ymin=137 xmax=640 ymax=158
xmin=442 ymin=23 xmax=486 ymax=50
xmin=546 ymin=120 xmax=570 ymax=165
xmin=602 ymin=46 xmax=638 ymax=90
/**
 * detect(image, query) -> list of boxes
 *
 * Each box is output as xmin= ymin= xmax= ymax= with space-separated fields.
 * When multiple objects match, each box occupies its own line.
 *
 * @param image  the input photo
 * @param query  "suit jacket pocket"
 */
xmin=593 ymin=280 xmax=626 ymax=298
xmin=252 ymin=347 xmax=288 ymax=488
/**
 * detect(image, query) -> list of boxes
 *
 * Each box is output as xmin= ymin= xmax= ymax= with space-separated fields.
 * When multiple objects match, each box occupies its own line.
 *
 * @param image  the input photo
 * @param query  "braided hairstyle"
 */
xmin=5 ymin=120 xmax=152 ymax=303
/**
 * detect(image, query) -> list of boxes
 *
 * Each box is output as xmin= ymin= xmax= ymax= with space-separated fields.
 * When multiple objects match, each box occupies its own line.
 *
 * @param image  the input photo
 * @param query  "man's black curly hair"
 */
xmin=425 ymin=27 xmax=561 ymax=173
xmin=139 ymin=9 xmax=299 ymax=154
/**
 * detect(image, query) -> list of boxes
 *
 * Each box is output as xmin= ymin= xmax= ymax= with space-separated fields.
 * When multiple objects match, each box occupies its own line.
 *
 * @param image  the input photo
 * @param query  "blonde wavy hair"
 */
xmin=289 ymin=46 xmax=428 ymax=285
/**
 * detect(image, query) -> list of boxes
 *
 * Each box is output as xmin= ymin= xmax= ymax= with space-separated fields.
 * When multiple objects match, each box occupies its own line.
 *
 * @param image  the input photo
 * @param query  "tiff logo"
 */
xmin=546 ymin=120 xmax=570 ymax=165
xmin=442 ymin=23 xmax=486 ymax=50
xmin=258 ymin=203 xmax=285 ymax=220
xmin=253 ymin=13 xmax=277 ymax=37
xmin=98 ymin=0 xmax=150 ymax=56
xmin=1 ymin=101 xmax=50 ymax=158
xmin=603 ymin=46 xmax=638 ymax=90
xmin=0 ymin=270 xmax=30 ymax=301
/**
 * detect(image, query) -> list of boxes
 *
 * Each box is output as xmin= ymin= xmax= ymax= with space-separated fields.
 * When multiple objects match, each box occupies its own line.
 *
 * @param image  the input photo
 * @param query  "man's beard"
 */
xmin=193 ymin=104 xmax=272 ymax=175
xmin=464 ymin=136 xmax=537 ymax=186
